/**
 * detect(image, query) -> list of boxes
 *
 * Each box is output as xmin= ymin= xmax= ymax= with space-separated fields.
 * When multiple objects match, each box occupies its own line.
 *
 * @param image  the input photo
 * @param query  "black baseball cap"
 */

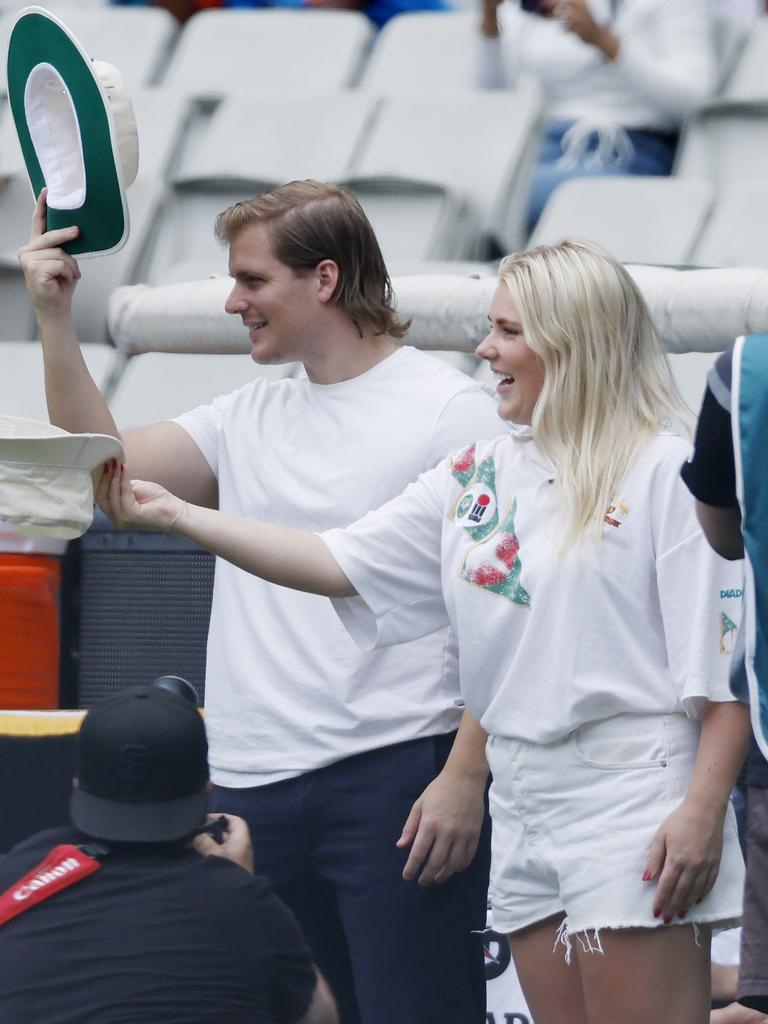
xmin=70 ymin=685 xmax=209 ymax=843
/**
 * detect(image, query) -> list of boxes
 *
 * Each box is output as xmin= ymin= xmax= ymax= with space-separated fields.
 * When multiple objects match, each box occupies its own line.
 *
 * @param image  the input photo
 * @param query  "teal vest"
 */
xmin=733 ymin=333 xmax=768 ymax=760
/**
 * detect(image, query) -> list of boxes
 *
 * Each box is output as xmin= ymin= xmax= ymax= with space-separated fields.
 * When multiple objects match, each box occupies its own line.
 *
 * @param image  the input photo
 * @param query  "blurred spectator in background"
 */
xmin=118 ymin=0 xmax=449 ymax=28
xmin=682 ymin=340 xmax=768 ymax=1024
xmin=711 ymin=0 xmax=764 ymax=24
xmin=478 ymin=0 xmax=717 ymax=230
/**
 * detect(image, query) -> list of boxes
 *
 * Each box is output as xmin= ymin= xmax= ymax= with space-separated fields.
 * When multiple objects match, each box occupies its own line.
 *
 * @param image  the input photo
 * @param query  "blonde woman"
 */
xmin=100 ymin=240 xmax=748 ymax=1024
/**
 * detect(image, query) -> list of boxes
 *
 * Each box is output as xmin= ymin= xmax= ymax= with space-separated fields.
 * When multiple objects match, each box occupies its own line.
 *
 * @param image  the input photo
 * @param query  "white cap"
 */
xmin=0 ymin=415 xmax=124 ymax=540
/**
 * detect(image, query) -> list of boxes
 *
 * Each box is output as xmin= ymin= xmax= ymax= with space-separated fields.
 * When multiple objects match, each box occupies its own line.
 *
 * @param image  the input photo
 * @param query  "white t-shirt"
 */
xmin=478 ymin=0 xmax=716 ymax=132
xmin=323 ymin=431 xmax=744 ymax=744
xmin=174 ymin=346 xmax=503 ymax=785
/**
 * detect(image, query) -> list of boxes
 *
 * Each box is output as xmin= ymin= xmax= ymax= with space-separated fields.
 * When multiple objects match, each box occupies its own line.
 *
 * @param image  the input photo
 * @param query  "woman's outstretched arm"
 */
xmin=95 ymin=461 xmax=355 ymax=598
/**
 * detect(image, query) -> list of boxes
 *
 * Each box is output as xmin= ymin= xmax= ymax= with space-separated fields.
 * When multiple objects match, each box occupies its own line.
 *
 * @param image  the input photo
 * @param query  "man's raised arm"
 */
xmin=18 ymin=191 xmax=217 ymax=508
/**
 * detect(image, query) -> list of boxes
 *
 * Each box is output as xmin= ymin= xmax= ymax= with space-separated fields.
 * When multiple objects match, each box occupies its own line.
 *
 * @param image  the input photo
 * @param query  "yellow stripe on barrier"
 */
xmin=0 ymin=712 xmax=85 ymax=737
xmin=0 ymin=707 xmax=205 ymax=737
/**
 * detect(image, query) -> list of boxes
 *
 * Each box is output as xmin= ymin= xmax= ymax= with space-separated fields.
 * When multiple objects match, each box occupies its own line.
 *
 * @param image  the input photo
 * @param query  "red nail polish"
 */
xmin=653 ymin=909 xmax=661 ymax=918
xmin=642 ymin=871 xmax=651 ymax=881
xmin=678 ymin=910 xmax=686 ymax=919
xmin=663 ymin=916 xmax=672 ymax=925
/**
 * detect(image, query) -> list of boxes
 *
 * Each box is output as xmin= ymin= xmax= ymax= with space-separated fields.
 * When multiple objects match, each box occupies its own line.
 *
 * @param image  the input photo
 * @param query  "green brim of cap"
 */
xmin=6 ymin=8 xmax=128 ymax=257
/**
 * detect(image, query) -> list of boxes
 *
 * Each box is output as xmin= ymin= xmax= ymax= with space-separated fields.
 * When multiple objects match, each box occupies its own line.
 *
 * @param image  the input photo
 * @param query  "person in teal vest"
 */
xmin=682 ymin=335 xmax=768 ymax=1023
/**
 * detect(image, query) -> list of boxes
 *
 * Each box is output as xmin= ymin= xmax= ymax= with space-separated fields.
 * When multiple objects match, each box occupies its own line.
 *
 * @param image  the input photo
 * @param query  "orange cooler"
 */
xmin=0 ymin=555 xmax=61 ymax=709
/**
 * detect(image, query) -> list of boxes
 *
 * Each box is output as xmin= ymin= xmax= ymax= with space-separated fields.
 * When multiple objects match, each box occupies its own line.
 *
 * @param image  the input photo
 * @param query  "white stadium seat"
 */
xmin=0 ymin=5 xmax=177 ymax=96
xmin=692 ymin=180 xmax=768 ymax=269
xmin=711 ymin=9 xmax=750 ymax=94
xmin=160 ymin=9 xmax=373 ymax=99
xmin=360 ymin=11 xmax=484 ymax=96
xmin=174 ymin=93 xmax=376 ymax=189
xmin=667 ymin=350 xmax=719 ymax=418
xmin=129 ymin=88 xmax=193 ymax=184
xmin=345 ymin=88 xmax=543 ymax=260
xmin=107 ymin=352 xmax=295 ymax=429
xmin=721 ymin=14 xmax=768 ymax=100
xmin=0 ymin=342 xmax=119 ymax=422
xmin=529 ymin=177 xmax=715 ymax=266
xmin=675 ymin=101 xmax=768 ymax=186
xmin=0 ymin=112 xmax=38 ymax=341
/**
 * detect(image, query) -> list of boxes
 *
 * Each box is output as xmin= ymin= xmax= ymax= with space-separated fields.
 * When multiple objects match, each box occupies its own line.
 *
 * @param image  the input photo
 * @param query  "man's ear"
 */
xmin=315 ymin=259 xmax=340 ymax=303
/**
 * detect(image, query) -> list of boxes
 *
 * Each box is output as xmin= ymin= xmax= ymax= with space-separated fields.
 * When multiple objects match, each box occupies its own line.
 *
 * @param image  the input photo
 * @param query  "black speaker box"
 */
xmin=70 ymin=512 xmax=214 ymax=707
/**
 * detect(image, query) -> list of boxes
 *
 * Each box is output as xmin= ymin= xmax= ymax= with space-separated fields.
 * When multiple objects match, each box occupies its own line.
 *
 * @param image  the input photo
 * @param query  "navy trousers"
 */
xmin=213 ymin=732 xmax=491 ymax=1024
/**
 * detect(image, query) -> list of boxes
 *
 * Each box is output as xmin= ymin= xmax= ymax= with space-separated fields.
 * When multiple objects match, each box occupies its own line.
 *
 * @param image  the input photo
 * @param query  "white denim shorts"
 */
xmin=486 ymin=712 xmax=745 ymax=940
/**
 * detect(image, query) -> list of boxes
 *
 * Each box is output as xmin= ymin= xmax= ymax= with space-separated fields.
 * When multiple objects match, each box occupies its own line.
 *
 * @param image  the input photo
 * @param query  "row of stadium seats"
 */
xmin=0 ymin=6 xmax=766 ymax=102
xmin=531 ymin=176 xmax=768 ymax=268
xmin=1 ymin=9 xmax=768 ymax=347
xmin=0 ymin=85 xmax=543 ymax=343
xmin=4 ymin=84 xmax=768 ymax=346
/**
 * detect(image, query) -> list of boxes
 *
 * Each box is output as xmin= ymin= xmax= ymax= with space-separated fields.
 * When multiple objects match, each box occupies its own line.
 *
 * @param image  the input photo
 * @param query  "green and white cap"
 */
xmin=6 ymin=6 xmax=139 ymax=257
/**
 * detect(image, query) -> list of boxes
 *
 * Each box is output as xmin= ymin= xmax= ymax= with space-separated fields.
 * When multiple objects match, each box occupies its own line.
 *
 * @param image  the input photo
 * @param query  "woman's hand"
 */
xmin=643 ymin=799 xmax=725 ymax=923
xmin=95 ymin=460 xmax=187 ymax=533
xmin=480 ymin=0 xmax=503 ymax=38
xmin=540 ymin=0 xmax=620 ymax=58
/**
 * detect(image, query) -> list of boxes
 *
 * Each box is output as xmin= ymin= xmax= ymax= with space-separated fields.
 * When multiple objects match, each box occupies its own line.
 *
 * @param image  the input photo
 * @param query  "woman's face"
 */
xmin=476 ymin=285 xmax=545 ymax=426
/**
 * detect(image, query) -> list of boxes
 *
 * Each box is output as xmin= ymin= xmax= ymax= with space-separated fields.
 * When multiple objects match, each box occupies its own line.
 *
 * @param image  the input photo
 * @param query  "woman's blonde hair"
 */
xmin=499 ymin=238 xmax=690 ymax=544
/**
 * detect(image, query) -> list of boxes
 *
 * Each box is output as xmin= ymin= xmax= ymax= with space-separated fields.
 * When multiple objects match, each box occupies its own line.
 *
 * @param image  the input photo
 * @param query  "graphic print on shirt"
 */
xmin=451 ymin=444 xmax=477 ymax=488
xmin=450 ymin=449 xmax=531 ymax=608
xmin=604 ymin=496 xmax=629 ymax=528
xmin=720 ymin=611 xmax=738 ymax=656
xmin=460 ymin=498 xmax=531 ymax=607
xmin=451 ymin=453 xmax=499 ymax=542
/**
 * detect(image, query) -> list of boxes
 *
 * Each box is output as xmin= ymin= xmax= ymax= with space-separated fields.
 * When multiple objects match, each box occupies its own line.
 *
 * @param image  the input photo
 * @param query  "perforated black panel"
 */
xmin=75 ymin=520 xmax=214 ymax=707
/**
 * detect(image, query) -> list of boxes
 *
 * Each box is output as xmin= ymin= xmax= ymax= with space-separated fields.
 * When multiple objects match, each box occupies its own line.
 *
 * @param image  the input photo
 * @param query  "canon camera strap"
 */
xmin=0 ymin=843 xmax=107 ymax=927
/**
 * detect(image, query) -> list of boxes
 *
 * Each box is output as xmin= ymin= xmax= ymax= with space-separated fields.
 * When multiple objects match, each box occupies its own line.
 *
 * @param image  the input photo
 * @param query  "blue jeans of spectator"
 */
xmin=528 ymin=119 xmax=678 ymax=233
xmin=213 ymin=732 xmax=491 ymax=1024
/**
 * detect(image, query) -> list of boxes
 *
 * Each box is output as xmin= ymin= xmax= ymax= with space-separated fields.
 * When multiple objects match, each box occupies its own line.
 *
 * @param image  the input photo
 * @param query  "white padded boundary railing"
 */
xmin=108 ymin=266 xmax=768 ymax=357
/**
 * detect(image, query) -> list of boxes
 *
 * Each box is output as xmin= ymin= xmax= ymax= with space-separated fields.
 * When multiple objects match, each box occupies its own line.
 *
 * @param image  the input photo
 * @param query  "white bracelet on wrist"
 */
xmin=165 ymin=500 xmax=188 ymax=534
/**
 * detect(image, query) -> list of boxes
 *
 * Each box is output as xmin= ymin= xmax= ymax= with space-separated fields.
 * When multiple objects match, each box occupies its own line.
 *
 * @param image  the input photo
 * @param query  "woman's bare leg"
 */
xmin=508 ymin=913 xmax=590 ymax=1024
xmin=710 ymin=1004 xmax=768 ymax=1023
xmin=576 ymin=923 xmax=712 ymax=1024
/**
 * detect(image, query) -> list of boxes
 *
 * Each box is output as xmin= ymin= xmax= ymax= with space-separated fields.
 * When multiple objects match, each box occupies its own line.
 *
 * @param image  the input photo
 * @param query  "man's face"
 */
xmin=224 ymin=221 xmax=322 ymax=365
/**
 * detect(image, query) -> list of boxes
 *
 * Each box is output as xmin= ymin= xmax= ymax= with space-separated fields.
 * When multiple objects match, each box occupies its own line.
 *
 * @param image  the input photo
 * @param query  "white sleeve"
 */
xmin=173 ymin=400 xmax=224 ymax=477
xmin=426 ymin=385 xmax=505 ymax=469
xmin=475 ymin=5 xmax=533 ymax=89
xmin=476 ymin=34 xmax=510 ymax=89
xmin=614 ymin=0 xmax=717 ymax=119
xmin=321 ymin=462 xmax=450 ymax=651
xmin=656 ymin=492 xmax=745 ymax=718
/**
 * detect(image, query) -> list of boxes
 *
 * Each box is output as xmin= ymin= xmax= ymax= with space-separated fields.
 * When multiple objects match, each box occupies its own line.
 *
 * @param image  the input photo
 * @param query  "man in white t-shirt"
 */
xmin=18 ymin=180 xmax=503 ymax=1024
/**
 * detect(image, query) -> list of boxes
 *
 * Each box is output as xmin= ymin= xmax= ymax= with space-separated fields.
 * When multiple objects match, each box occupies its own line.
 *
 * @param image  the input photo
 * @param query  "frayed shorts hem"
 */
xmin=491 ymin=908 xmax=742 ymax=939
